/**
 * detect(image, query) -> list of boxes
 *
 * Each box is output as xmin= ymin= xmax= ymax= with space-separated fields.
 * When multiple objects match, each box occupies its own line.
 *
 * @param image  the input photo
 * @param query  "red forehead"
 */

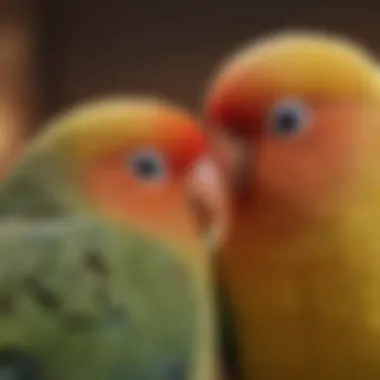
xmin=205 ymin=78 xmax=267 ymax=137
xmin=156 ymin=112 xmax=208 ymax=172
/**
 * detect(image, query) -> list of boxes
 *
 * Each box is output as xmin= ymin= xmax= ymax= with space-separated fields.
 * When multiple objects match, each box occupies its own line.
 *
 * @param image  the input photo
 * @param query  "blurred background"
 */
xmin=0 ymin=0 xmax=378 ymax=175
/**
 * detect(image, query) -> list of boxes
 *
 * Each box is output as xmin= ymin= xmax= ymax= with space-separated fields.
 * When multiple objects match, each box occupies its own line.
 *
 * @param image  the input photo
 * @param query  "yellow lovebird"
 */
xmin=203 ymin=31 xmax=380 ymax=380
xmin=0 ymin=97 xmax=226 ymax=380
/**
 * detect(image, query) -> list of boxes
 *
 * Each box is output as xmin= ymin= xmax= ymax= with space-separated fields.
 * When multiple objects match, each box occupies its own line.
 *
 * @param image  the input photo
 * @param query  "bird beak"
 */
xmin=209 ymin=128 xmax=252 ymax=197
xmin=186 ymin=155 xmax=229 ymax=252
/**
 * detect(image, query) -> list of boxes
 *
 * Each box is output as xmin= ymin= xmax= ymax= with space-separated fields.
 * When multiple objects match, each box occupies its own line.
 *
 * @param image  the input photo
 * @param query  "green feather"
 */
xmin=0 ymin=217 xmax=198 ymax=379
xmin=0 ymin=148 xmax=201 ymax=379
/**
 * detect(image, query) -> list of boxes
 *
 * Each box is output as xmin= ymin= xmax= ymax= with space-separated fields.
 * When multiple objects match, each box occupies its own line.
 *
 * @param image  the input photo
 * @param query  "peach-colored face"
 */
xmin=206 ymin=82 xmax=377 ymax=216
xmin=75 ymin=110 xmax=225 ymax=251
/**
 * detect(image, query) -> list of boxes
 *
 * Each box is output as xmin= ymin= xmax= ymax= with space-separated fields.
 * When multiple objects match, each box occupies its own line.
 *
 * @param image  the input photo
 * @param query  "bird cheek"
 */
xmin=253 ymin=138 xmax=346 ymax=213
xmin=254 ymin=143 xmax=305 ymax=204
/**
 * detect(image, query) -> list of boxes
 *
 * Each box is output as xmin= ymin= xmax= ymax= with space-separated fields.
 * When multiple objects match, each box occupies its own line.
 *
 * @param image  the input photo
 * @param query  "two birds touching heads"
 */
xmin=2 ymin=28 xmax=380 ymax=380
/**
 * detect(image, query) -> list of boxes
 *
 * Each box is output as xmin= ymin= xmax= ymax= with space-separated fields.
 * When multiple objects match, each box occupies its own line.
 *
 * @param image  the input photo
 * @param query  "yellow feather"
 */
xmin=32 ymin=96 xmax=184 ymax=160
xmin=213 ymin=30 xmax=380 ymax=101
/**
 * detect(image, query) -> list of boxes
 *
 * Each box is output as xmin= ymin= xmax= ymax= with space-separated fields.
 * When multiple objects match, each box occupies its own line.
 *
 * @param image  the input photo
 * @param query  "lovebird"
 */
xmin=0 ymin=97 xmax=226 ymax=380
xmin=203 ymin=31 xmax=380 ymax=380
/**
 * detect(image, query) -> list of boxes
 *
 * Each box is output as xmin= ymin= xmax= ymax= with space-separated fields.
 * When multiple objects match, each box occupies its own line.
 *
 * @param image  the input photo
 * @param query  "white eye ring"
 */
xmin=267 ymin=98 xmax=311 ymax=137
xmin=127 ymin=148 xmax=167 ymax=181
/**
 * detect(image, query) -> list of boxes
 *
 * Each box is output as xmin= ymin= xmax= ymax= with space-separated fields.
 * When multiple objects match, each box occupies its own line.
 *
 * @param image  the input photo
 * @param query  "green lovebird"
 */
xmin=0 ymin=97 xmax=226 ymax=380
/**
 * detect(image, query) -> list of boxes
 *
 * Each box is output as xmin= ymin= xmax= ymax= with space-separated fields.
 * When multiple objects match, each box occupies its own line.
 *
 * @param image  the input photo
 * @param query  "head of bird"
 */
xmin=204 ymin=31 xmax=380 ymax=227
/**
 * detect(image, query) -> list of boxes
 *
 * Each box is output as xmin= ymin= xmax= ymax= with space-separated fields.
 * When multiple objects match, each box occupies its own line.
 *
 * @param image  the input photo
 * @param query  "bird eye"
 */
xmin=128 ymin=148 xmax=166 ymax=181
xmin=267 ymin=98 xmax=310 ymax=137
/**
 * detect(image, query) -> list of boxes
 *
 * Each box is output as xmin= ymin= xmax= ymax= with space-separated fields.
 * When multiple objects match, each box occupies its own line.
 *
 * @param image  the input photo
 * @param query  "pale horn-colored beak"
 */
xmin=212 ymin=128 xmax=251 ymax=189
xmin=186 ymin=155 xmax=229 ymax=252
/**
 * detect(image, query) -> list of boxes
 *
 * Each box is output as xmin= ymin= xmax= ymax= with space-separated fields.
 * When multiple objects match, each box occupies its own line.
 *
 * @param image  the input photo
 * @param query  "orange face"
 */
xmin=204 ymin=33 xmax=379 ymax=217
xmin=72 ymin=101 xmax=226 ymax=251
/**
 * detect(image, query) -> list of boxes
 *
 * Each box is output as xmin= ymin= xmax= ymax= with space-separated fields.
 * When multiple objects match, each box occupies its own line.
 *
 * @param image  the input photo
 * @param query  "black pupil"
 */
xmin=133 ymin=156 xmax=159 ymax=177
xmin=275 ymin=108 xmax=300 ymax=134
